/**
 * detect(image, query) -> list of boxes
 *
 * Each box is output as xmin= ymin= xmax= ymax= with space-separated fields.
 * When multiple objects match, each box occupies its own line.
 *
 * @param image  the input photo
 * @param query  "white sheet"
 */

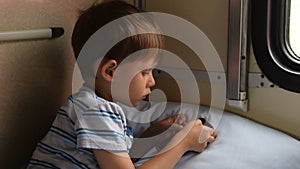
xmin=123 ymin=101 xmax=300 ymax=169
xmin=176 ymin=110 xmax=300 ymax=169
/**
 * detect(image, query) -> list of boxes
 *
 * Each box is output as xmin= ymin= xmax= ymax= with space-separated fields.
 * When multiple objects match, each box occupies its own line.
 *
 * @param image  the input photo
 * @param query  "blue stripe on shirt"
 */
xmin=81 ymin=112 xmax=122 ymax=122
xmin=88 ymin=109 xmax=122 ymax=119
xmin=37 ymin=142 xmax=90 ymax=169
xmin=78 ymin=148 xmax=94 ymax=156
xmin=52 ymin=126 xmax=76 ymax=140
xmin=67 ymin=96 xmax=74 ymax=103
xmin=49 ymin=126 xmax=77 ymax=145
xmin=29 ymin=159 xmax=60 ymax=169
xmin=95 ymin=96 xmax=106 ymax=103
xmin=57 ymin=109 xmax=75 ymax=125
xmin=79 ymin=117 xmax=123 ymax=125
xmin=77 ymin=132 xmax=124 ymax=141
xmin=73 ymin=99 xmax=89 ymax=110
xmin=76 ymin=128 xmax=124 ymax=137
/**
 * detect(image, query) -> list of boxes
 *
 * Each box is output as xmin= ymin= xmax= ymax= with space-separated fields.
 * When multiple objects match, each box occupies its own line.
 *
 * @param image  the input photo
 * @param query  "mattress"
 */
xmin=123 ymin=101 xmax=300 ymax=169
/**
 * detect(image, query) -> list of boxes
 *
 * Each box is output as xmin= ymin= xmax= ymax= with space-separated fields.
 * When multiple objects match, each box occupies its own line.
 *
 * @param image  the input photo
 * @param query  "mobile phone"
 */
xmin=199 ymin=117 xmax=213 ymax=129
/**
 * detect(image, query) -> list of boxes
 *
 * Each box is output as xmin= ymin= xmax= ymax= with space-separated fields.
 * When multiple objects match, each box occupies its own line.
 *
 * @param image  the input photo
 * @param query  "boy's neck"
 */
xmin=85 ymin=77 xmax=113 ymax=102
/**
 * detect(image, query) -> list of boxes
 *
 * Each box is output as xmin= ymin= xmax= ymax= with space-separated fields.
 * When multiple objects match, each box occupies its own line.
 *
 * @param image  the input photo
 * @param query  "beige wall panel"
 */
xmin=226 ymin=88 xmax=300 ymax=138
xmin=147 ymin=0 xmax=228 ymax=70
xmin=0 ymin=0 xmax=97 ymax=168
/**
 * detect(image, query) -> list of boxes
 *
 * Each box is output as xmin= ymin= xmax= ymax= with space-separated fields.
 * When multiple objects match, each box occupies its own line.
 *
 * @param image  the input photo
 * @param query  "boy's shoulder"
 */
xmin=70 ymin=84 xmax=123 ymax=114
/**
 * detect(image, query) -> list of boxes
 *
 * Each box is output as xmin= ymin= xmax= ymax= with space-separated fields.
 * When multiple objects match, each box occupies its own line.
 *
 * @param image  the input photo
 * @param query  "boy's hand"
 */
xmin=183 ymin=119 xmax=217 ymax=152
xmin=140 ymin=114 xmax=186 ymax=138
xmin=138 ymin=116 xmax=217 ymax=154
xmin=165 ymin=119 xmax=217 ymax=153
xmin=130 ymin=115 xmax=186 ymax=161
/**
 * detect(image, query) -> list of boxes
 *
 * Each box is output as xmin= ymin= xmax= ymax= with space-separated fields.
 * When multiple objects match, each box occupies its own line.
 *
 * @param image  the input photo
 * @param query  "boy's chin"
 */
xmin=118 ymin=100 xmax=141 ymax=107
xmin=130 ymin=100 xmax=141 ymax=107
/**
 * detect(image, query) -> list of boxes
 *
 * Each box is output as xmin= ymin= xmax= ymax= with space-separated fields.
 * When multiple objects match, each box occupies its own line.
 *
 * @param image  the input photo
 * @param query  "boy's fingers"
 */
xmin=207 ymin=136 xmax=215 ymax=143
xmin=164 ymin=115 xmax=179 ymax=124
xmin=176 ymin=114 xmax=187 ymax=125
xmin=212 ymin=130 xmax=218 ymax=138
xmin=199 ymin=126 xmax=219 ymax=143
xmin=170 ymin=123 xmax=184 ymax=131
xmin=195 ymin=119 xmax=203 ymax=125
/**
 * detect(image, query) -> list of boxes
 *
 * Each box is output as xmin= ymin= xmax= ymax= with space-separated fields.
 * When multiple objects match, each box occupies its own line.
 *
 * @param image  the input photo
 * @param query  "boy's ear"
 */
xmin=98 ymin=59 xmax=118 ymax=82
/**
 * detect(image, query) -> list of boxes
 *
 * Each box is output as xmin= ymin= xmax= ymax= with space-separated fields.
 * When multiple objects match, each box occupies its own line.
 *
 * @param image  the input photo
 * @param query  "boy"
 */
xmin=28 ymin=0 xmax=217 ymax=168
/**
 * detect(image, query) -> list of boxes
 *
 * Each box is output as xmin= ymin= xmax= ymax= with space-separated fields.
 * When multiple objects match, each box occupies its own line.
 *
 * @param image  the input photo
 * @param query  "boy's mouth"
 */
xmin=142 ymin=94 xmax=150 ymax=100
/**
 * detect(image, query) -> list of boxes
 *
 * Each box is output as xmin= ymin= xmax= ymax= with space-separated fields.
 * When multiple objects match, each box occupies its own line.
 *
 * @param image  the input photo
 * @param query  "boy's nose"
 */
xmin=148 ymin=73 xmax=156 ymax=87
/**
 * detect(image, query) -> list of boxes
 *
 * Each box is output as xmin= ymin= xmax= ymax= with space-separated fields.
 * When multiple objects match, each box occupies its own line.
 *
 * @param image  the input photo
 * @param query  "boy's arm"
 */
xmin=93 ymin=140 xmax=187 ymax=169
xmin=139 ymin=119 xmax=216 ymax=169
xmin=93 ymin=150 xmax=135 ymax=169
xmin=130 ymin=114 xmax=184 ymax=162
xmin=93 ymin=119 xmax=217 ymax=169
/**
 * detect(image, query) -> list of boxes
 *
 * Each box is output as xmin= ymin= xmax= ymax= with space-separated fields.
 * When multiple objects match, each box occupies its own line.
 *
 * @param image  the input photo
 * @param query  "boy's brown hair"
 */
xmin=71 ymin=0 xmax=163 ymax=79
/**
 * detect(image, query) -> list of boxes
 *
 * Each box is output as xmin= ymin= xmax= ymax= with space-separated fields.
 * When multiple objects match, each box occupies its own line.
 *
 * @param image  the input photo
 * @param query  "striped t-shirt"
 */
xmin=27 ymin=84 xmax=133 ymax=169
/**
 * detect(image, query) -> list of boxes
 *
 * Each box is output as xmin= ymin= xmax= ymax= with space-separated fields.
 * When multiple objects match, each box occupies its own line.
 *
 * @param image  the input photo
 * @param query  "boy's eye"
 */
xmin=142 ymin=70 xmax=149 ymax=75
xmin=141 ymin=69 xmax=152 ymax=75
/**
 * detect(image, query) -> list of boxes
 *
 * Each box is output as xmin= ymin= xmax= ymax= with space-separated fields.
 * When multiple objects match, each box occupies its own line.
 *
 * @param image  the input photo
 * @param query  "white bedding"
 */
xmin=123 ymin=101 xmax=300 ymax=169
xmin=176 ymin=109 xmax=300 ymax=169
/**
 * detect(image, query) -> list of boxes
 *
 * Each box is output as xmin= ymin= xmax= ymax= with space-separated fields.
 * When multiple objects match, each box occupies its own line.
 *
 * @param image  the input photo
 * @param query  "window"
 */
xmin=252 ymin=0 xmax=300 ymax=93
xmin=289 ymin=0 xmax=300 ymax=60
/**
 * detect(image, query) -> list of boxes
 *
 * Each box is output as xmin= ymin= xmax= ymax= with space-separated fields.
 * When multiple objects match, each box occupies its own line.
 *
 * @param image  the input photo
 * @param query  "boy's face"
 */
xmin=111 ymin=55 xmax=157 ymax=107
xmin=128 ymin=67 xmax=155 ymax=106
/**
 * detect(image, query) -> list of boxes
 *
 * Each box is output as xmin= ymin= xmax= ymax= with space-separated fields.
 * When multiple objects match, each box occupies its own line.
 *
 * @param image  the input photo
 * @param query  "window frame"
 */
xmin=252 ymin=0 xmax=300 ymax=93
